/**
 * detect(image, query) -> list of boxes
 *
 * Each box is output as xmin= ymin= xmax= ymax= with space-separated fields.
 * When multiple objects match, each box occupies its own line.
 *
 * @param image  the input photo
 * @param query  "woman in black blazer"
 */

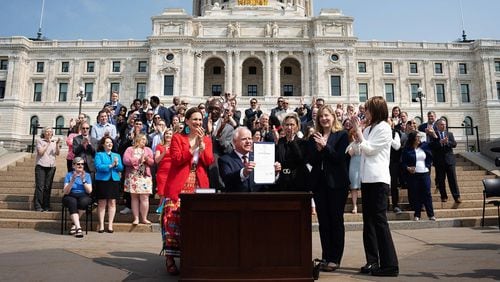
xmin=401 ymin=131 xmax=435 ymax=221
xmin=274 ymin=114 xmax=309 ymax=192
xmin=307 ymin=105 xmax=350 ymax=272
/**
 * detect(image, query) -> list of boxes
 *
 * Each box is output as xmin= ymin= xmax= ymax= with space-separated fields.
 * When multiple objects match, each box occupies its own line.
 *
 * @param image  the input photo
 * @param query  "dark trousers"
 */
xmin=361 ymin=182 xmax=398 ymax=268
xmin=62 ymin=193 xmax=92 ymax=214
xmin=407 ymin=172 xmax=434 ymax=218
xmin=435 ymin=164 xmax=460 ymax=200
xmin=34 ymin=165 xmax=56 ymax=210
xmin=389 ymin=162 xmax=400 ymax=209
xmin=313 ymin=187 xmax=348 ymax=264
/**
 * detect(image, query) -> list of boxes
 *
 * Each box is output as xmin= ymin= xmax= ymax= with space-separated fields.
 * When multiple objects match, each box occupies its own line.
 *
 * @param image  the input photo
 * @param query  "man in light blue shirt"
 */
xmin=91 ymin=110 xmax=117 ymax=141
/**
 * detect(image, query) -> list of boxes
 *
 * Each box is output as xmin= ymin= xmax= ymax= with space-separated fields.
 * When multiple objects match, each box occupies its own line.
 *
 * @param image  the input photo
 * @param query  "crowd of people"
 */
xmin=33 ymin=90 xmax=464 ymax=277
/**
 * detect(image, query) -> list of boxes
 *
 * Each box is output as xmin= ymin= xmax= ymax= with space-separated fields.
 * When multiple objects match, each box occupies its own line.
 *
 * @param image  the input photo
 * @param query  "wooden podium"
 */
xmin=179 ymin=192 xmax=313 ymax=282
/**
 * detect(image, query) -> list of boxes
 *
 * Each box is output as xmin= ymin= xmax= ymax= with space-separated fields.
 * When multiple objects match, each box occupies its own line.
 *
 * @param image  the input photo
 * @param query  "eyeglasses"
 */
xmin=81 ymin=127 xmax=90 ymax=130
xmin=75 ymin=163 xmax=84 ymax=166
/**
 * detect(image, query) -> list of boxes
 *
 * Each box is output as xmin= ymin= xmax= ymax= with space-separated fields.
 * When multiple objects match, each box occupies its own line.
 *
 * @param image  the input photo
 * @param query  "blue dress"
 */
xmin=347 ymin=142 xmax=361 ymax=189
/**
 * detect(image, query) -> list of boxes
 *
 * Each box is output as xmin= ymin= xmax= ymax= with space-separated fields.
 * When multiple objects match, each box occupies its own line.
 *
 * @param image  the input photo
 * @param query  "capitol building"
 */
xmin=0 ymin=0 xmax=499 ymax=150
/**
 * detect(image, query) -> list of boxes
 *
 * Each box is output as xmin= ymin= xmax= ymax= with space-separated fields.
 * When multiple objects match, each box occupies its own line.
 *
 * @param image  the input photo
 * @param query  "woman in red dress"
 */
xmin=160 ymin=107 xmax=214 ymax=275
xmin=154 ymin=128 xmax=173 ymax=210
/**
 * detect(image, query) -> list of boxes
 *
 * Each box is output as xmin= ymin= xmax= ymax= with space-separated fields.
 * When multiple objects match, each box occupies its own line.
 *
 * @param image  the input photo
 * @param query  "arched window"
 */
xmin=29 ymin=116 xmax=39 ymax=135
xmin=55 ymin=116 xmax=65 ymax=135
xmin=463 ymin=116 xmax=474 ymax=136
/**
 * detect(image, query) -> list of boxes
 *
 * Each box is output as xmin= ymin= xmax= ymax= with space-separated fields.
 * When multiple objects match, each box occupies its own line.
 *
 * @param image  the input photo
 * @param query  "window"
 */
xmin=330 ymin=76 xmax=341 ymax=96
xmin=459 ymin=63 xmax=467 ymax=75
xmin=112 ymin=61 xmax=121 ymax=72
xmin=138 ymin=61 xmax=147 ymax=72
xmin=384 ymin=62 xmax=393 ymax=74
xmin=55 ymin=116 xmax=65 ymax=135
xmin=284 ymin=66 xmax=292 ymax=75
xmin=61 ymin=61 xmax=69 ymax=73
xmin=247 ymin=85 xmax=257 ymax=96
xmin=359 ymin=83 xmax=368 ymax=102
xmin=164 ymin=75 xmax=174 ymax=96
xmin=283 ymin=84 xmax=293 ymax=96
xmin=435 ymin=63 xmax=443 ymax=74
xmin=36 ymin=62 xmax=44 ymax=73
xmin=110 ymin=83 xmax=120 ymax=99
xmin=84 ymin=83 xmax=93 ymax=101
xmin=410 ymin=83 xmax=420 ymax=101
xmin=33 ymin=83 xmax=42 ymax=101
xmin=86 ymin=61 xmax=95 ymax=73
xmin=330 ymin=54 xmax=339 ymax=62
xmin=58 ymin=83 xmax=68 ymax=102
xmin=497 ymin=82 xmax=500 ymax=100
xmin=358 ymin=62 xmax=366 ymax=73
xmin=212 ymin=85 xmax=222 ymax=96
xmin=30 ymin=116 xmax=39 ymax=135
xmin=385 ymin=83 xmax=395 ymax=102
xmin=165 ymin=53 xmax=174 ymax=61
xmin=460 ymin=84 xmax=470 ymax=103
xmin=0 ymin=80 xmax=5 ymax=99
xmin=0 ymin=59 xmax=8 ymax=70
xmin=136 ymin=83 xmax=147 ymax=99
xmin=463 ymin=116 xmax=474 ymax=136
xmin=495 ymin=61 xmax=500 ymax=72
xmin=213 ymin=66 xmax=221 ymax=75
xmin=409 ymin=62 xmax=418 ymax=74
xmin=249 ymin=66 xmax=257 ymax=75
xmin=436 ymin=84 xmax=445 ymax=102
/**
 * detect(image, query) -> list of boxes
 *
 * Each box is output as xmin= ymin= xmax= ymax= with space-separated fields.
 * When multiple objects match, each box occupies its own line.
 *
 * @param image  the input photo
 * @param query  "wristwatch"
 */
xmin=82 ymin=180 xmax=87 ymax=184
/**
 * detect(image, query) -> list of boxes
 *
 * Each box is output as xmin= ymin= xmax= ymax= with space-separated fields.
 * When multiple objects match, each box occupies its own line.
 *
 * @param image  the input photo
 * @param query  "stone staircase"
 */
xmin=0 ymin=153 xmax=498 ymax=233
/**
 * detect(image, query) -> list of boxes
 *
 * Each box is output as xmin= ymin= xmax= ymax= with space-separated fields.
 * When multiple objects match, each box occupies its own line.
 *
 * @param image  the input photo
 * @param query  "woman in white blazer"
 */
xmin=352 ymin=96 xmax=399 ymax=277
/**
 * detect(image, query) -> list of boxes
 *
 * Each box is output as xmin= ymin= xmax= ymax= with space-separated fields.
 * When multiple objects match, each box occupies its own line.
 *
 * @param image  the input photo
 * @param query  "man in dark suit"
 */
xmin=429 ymin=118 xmax=462 ymax=203
xmin=72 ymin=122 xmax=97 ymax=176
xmin=149 ymin=96 xmax=171 ymax=126
xmin=418 ymin=111 xmax=437 ymax=142
xmin=218 ymin=127 xmax=281 ymax=192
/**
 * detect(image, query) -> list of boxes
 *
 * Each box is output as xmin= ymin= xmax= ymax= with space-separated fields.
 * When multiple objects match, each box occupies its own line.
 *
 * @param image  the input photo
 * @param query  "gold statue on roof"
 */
xmin=238 ymin=0 xmax=269 ymax=6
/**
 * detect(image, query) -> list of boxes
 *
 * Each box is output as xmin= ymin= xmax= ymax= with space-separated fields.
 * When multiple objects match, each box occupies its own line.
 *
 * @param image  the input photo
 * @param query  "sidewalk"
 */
xmin=0 ymin=227 xmax=498 ymax=281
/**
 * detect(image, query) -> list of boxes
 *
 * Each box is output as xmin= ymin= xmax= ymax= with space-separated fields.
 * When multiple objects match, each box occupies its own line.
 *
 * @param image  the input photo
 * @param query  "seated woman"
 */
xmin=62 ymin=157 xmax=92 ymax=238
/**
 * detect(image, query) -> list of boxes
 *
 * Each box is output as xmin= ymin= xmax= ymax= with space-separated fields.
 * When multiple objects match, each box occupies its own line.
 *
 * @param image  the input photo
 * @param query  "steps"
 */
xmin=0 ymin=153 xmax=498 ymax=232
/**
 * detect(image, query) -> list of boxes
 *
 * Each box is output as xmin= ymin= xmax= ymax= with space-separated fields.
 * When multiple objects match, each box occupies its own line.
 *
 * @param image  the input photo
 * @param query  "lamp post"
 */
xmin=77 ymin=86 xmax=86 ymax=115
xmin=416 ymin=87 xmax=424 ymax=122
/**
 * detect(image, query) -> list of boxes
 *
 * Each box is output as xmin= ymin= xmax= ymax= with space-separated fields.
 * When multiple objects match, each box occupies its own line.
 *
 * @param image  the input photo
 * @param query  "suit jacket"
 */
xmin=165 ymin=133 xmax=214 ymax=201
xmin=218 ymin=151 xmax=267 ymax=192
xmin=72 ymin=135 xmax=98 ymax=172
xmin=306 ymin=130 xmax=350 ymax=192
xmin=203 ymin=117 xmax=234 ymax=156
xmin=151 ymin=106 xmax=171 ymax=127
xmin=274 ymin=136 xmax=309 ymax=191
xmin=429 ymin=131 xmax=457 ymax=166
xmin=94 ymin=151 xmax=124 ymax=181
xmin=401 ymin=143 xmax=433 ymax=173
xmin=244 ymin=108 xmax=262 ymax=128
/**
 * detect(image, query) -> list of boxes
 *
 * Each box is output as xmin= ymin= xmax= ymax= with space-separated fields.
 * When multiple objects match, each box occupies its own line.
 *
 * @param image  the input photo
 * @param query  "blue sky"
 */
xmin=0 ymin=0 xmax=499 ymax=42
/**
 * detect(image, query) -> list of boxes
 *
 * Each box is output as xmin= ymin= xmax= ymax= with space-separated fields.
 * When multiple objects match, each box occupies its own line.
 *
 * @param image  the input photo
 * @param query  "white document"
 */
xmin=253 ymin=142 xmax=275 ymax=184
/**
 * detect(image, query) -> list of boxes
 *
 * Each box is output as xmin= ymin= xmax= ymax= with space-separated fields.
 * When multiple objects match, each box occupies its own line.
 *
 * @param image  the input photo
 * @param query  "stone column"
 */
xmin=194 ymin=51 xmax=203 ymax=97
xmin=234 ymin=50 xmax=241 ymax=96
xmin=226 ymin=50 xmax=233 ymax=94
xmin=303 ymin=50 xmax=310 ymax=97
xmin=265 ymin=51 xmax=272 ymax=97
xmin=272 ymin=50 xmax=279 ymax=97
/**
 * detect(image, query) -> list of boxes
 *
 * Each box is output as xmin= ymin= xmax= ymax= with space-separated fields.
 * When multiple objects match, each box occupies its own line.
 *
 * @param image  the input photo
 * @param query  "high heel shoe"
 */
xmin=352 ymin=207 xmax=358 ymax=214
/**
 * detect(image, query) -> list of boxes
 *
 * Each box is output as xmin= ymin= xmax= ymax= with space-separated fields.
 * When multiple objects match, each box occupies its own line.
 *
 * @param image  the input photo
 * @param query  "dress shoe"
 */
xmin=371 ymin=266 xmax=399 ymax=277
xmin=360 ymin=262 xmax=379 ymax=274
xmin=441 ymin=198 xmax=448 ymax=202
xmin=320 ymin=262 xmax=339 ymax=272
xmin=454 ymin=198 xmax=462 ymax=204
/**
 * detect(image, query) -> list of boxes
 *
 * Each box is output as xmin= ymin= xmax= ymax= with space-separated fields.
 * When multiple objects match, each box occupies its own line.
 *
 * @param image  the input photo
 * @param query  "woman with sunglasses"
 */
xmin=62 ymin=157 xmax=92 ymax=238
xmin=94 ymin=136 xmax=124 ymax=233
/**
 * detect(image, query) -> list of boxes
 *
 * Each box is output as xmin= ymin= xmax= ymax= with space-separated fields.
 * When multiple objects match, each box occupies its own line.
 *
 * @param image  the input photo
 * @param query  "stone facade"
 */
xmin=0 ymin=0 xmax=499 ymax=151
